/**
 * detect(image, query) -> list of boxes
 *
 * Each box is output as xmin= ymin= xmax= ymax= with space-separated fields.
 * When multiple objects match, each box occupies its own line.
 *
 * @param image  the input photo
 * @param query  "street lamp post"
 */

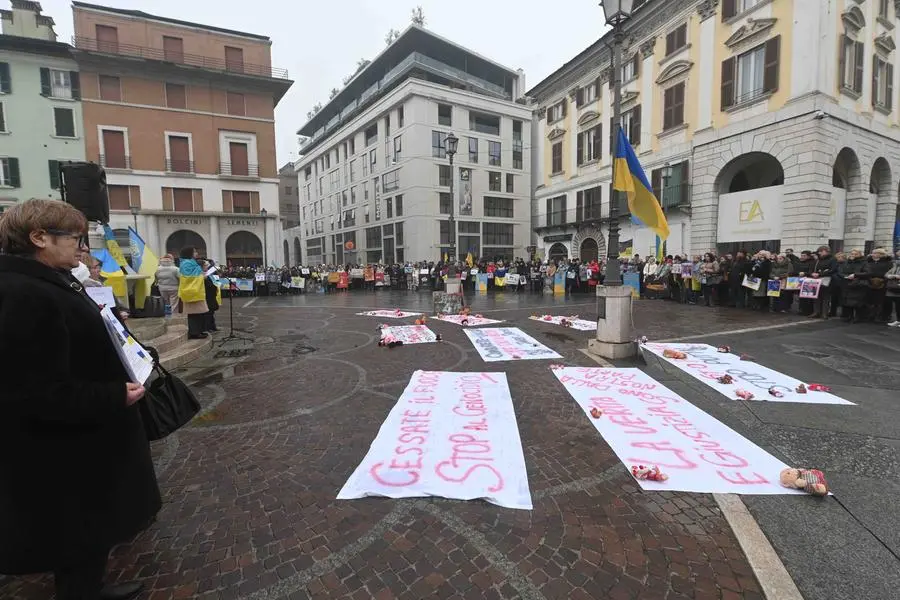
xmin=590 ymin=0 xmax=637 ymax=360
xmin=260 ymin=208 xmax=268 ymax=267
xmin=601 ymin=0 xmax=633 ymax=287
xmin=444 ymin=132 xmax=459 ymax=277
xmin=129 ymin=204 xmax=139 ymax=234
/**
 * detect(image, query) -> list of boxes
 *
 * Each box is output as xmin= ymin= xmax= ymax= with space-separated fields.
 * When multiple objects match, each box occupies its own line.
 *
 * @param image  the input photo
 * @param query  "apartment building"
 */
xmin=72 ymin=2 xmax=292 ymax=265
xmin=285 ymin=25 xmax=531 ymax=266
xmin=0 ymin=1 xmax=85 ymax=212
xmin=528 ymin=0 xmax=900 ymax=260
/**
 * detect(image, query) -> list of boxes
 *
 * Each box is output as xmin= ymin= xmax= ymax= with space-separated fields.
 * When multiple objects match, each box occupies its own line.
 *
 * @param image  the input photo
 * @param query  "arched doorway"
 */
xmin=868 ymin=157 xmax=891 ymax=254
xmin=830 ymin=148 xmax=862 ymax=253
xmin=294 ymin=238 xmax=302 ymax=265
xmin=548 ymin=242 xmax=568 ymax=262
xmin=715 ymin=153 xmax=785 ymax=255
xmin=283 ymin=240 xmax=290 ymax=266
xmin=166 ymin=230 xmax=207 ymax=258
xmin=717 ymin=152 xmax=784 ymax=194
xmin=226 ymin=231 xmax=263 ymax=267
xmin=580 ymin=238 xmax=599 ymax=262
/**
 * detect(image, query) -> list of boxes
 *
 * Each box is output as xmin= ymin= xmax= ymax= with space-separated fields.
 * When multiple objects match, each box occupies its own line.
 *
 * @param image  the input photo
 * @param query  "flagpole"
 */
xmin=604 ymin=23 xmax=625 ymax=287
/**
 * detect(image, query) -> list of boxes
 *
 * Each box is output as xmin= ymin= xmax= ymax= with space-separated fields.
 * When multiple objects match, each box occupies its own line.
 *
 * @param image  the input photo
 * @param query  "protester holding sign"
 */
xmin=0 ymin=199 xmax=160 ymax=600
xmin=177 ymin=246 xmax=209 ymax=339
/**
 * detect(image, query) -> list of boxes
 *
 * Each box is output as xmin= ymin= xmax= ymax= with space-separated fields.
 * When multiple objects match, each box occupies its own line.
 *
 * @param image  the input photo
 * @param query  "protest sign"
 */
xmin=338 ymin=371 xmax=532 ymax=509
xmin=505 ymin=273 xmax=521 ymax=286
xmin=86 ymin=286 xmax=116 ymax=308
xmin=553 ymin=367 xmax=806 ymax=494
xmin=476 ymin=274 xmax=489 ymax=293
xmin=437 ymin=315 xmax=504 ymax=327
xmin=381 ymin=325 xmax=438 ymax=344
xmin=553 ymin=271 xmax=566 ymax=295
xmin=784 ymin=277 xmax=801 ymax=291
xmin=356 ymin=310 xmax=422 ymax=318
xmin=291 ymin=276 xmax=305 ymax=288
xmin=641 ymin=343 xmax=854 ymax=405
xmin=236 ymin=279 xmax=254 ymax=292
xmin=766 ymin=280 xmax=781 ymax=297
xmin=529 ymin=315 xmax=596 ymax=331
xmin=465 ymin=327 xmax=562 ymax=362
xmin=742 ymin=275 xmax=761 ymax=291
xmin=799 ymin=278 xmax=821 ymax=299
xmin=100 ymin=306 xmax=154 ymax=384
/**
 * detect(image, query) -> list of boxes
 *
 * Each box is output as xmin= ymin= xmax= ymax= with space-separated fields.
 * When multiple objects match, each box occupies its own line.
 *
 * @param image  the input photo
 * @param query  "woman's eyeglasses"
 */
xmin=45 ymin=229 xmax=89 ymax=248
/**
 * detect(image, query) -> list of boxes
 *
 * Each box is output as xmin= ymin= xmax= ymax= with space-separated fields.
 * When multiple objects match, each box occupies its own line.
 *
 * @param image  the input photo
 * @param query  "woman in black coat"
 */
xmin=0 ymin=199 xmax=161 ymax=600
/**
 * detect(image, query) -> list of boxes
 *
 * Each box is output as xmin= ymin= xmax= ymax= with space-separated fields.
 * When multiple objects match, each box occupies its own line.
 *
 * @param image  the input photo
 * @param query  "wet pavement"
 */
xmin=1 ymin=289 xmax=853 ymax=600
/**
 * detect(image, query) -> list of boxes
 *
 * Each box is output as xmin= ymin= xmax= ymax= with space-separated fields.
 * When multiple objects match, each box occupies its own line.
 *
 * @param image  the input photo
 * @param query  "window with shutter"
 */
xmin=166 ymin=83 xmax=186 ymax=109
xmin=49 ymin=160 xmax=60 ymax=189
xmin=0 ymin=157 xmax=19 ymax=187
xmin=577 ymin=131 xmax=584 ymax=165
xmin=666 ymin=24 xmax=687 ymax=55
xmin=722 ymin=0 xmax=737 ymax=20
xmin=99 ymin=75 xmax=121 ymax=101
xmin=0 ymin=102 xmax=5 ymax=132
xmin=663 ymin=83 xmax=685 ymax=130
xmin=107 ymin=185 xmax=131 ymax=211
xmin=551 ymin=143 xmax=563 ymax=174
xmin=226 ymin=91 xmax=245 ymax=116
xmin=101 ymin=129 xmax=127 ymax=169
xmin=225 ymin=46 xmax=244 ymax=73
xmin=721 ymin=57 xmax=736 ymax=109
xmin=0 ymin=62 xmax=11 ymax=94
xmin=163 ymin=36 xmax=184 ymax=63
xmin=762 ymin=36 xmax=780 ymax=94
xmin=854 ymin=41 xmax=865 ymax=94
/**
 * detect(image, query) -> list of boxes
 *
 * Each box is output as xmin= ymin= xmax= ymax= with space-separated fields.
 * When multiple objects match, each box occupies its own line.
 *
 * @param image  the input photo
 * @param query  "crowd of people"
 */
xmin=637 ymin=246 xmax=900 ymax=326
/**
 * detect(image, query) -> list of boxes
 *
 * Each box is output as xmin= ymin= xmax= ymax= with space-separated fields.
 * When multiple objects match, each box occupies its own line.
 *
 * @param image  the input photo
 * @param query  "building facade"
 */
xmin=528 ymin=0 xmax=900 ymax=261
xmin=0 ymin=1 xmax=85 ymax=211
xmin=278 ymin=160 xmax=299 ymax=233
xmin=71 ymin=1 xmax=291 ymax=266
xmin=284 ymin=25 xmax=531 ymax=267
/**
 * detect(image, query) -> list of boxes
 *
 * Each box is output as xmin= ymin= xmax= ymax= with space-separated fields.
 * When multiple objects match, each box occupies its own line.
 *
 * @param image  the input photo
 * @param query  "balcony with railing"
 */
xmin=653 ymin=183 xmax=692 ymax=210
xmin=218 ymin=162 xmax=260 ymax=178
xmin=166 ymin=158 xmax=194 ymax=174
xmin=73 ymin=36 xmax=289 ymax=79
xmin=99 ymin=154 xmax=131 ymax=170
xmin=534 ymin=203 xmax=611 ymax=232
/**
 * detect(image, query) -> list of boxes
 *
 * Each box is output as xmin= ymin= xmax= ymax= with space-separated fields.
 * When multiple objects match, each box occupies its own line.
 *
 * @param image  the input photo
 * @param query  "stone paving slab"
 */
xmin=0 ymin=292 xmax=785 ymax=600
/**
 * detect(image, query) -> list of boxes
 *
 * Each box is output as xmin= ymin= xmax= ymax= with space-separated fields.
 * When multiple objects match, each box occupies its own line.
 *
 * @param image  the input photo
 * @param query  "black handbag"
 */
xmin=139 ymin=348 xmax=201 ymax=441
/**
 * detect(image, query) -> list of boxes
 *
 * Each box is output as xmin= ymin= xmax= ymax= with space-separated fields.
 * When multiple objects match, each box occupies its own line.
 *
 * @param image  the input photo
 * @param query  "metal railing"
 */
xmin=165 ymin=158 xmax=194 ymax=173
xmin=99 ymin=154 xmax=131 ymax=170
xmin=218 ymin=162 xmax=260 ymax=177
xmin=73 ymin=36 xmax=289 ymax=79
xmin=535 ymin=204 xmax=611 ymax=230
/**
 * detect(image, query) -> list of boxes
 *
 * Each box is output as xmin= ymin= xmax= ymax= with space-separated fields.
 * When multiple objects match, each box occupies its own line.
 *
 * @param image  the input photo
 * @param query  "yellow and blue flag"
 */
xmin=613 ymin=128 xmax=670 ymax=241
xmin=91 ymin=247 xmax=128 ymax=300
xmin=129 ymin=227 xmax=159 ymax=310
xmin=102 ymin=224 xmax=132 ymax=270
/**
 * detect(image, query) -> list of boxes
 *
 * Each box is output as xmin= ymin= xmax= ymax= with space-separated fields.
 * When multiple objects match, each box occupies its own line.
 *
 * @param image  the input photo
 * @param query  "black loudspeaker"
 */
xmin=60 ymin=162 xmax=109 ymax=223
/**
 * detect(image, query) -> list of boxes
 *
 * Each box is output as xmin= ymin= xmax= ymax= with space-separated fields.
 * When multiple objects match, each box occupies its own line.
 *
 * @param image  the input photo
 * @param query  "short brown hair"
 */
xmin=0 ymin=199 xmax=88 ymax=255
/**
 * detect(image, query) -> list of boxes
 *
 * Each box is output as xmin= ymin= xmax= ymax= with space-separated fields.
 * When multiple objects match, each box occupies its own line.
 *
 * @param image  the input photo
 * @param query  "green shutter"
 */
xmin=49 ymin=160 xmax=60 ymax=189
xmin=8 ymin=157 xmax=20 ymax=188
xmin=39 ymin=67 xmax=51 ymax=96
xmin=0 ymin=62 xmax=11 ymax=94
xmin=70 ymin=71 xmax=81 ymax=100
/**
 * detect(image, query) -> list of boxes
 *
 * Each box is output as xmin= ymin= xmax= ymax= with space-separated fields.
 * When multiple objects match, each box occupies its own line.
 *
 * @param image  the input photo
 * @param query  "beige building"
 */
xmin=528 ymin=0 xmax=900 ymax=260
xmin=72 ymin=1 xmax=292 ymax=265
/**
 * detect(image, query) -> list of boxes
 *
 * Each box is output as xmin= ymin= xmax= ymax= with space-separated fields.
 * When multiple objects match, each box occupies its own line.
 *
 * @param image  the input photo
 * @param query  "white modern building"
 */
xmin=285 ymin=25 xmax=532 ymax=266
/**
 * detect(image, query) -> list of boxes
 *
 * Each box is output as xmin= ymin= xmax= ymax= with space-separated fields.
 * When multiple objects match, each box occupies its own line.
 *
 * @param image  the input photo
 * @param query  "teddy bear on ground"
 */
xmin=779 ymin=467 xmax=828 ymax=496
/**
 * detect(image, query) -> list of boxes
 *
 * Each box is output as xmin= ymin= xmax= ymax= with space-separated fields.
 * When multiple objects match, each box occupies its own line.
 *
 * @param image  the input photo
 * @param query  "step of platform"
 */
xmin=159 ymin=334 xmax=213 ymax=370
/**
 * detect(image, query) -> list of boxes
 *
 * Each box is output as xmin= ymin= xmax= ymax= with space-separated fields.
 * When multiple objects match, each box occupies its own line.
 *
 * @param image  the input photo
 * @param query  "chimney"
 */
xmin=2 ymin=1 xmax=57 ymax=41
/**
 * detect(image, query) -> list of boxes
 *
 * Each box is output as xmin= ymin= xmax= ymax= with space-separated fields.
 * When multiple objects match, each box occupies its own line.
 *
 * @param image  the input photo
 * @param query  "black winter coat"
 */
xmin=0 ymin=255 xmax=161 ymax=574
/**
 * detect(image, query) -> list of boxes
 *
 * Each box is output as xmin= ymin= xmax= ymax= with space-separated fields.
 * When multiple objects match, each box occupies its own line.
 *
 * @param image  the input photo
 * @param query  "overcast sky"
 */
xmin=41 ymin=0 xmax=607 ymax=165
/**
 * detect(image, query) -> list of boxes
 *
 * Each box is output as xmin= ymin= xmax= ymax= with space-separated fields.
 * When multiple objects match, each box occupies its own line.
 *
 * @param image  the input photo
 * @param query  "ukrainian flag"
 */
xmin=129 ymin=227 xmax=159 ymax=310
xmin=102 ymin=224 xmax=132 ymax=270
xmin=91 ymin=247 xmax=128 ymax=301
xmin=613 ymin=128 xmax=670 ymax=241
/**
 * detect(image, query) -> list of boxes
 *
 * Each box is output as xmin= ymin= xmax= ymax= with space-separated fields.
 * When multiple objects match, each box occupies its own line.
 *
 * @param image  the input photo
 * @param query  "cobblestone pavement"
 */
xmin=1 ymin=290 xmax=791 ymax=600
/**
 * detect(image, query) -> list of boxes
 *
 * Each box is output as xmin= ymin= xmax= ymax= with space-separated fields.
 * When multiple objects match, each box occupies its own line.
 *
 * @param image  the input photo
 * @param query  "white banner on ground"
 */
xmin=338 ymin=371 xmax=533 ymax=509
xmin=437 ymin=315 xmax=504 ymax=327
xmin=641 ymin=343 xmax=854 ymax=405
xmin=465 ymin=327 xmax=562 ymax=362
xmin=553 ymin=367 xmax=804 ymax=494
xmin=357 ymin=310 xmax=422 ymax=318
xmin=382 ymin=325 xmax=438 ymax=344
xmin=529 ymin=315 xmax=596 ymax=331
